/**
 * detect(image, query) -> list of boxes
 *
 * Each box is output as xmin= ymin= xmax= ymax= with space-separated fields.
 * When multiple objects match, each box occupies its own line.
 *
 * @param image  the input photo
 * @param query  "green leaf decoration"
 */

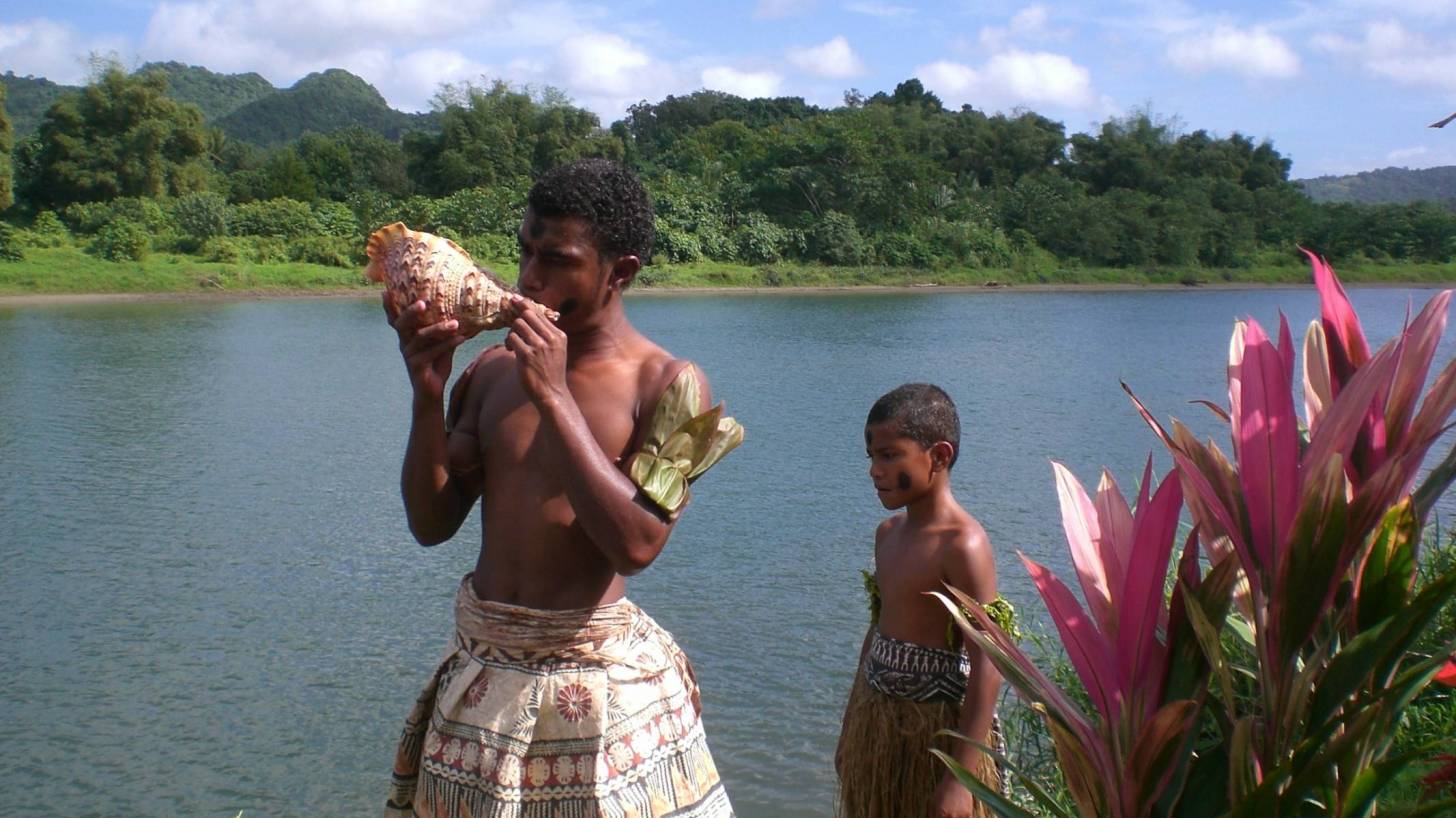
xmin=628 ymin=365 xmax=744 ymax=518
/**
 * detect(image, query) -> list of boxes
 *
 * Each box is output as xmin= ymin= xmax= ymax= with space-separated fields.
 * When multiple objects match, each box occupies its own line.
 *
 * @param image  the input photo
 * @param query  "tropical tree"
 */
xmin=0 ymin=81 xmax=14 ymax=211
xmin=25 ymin=65 xmax=210 ymax=208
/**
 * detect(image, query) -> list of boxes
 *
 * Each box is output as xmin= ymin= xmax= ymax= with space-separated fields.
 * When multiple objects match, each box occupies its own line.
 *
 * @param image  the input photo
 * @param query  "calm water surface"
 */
xmin=3 ymin=287 xmax=1453 ymax=817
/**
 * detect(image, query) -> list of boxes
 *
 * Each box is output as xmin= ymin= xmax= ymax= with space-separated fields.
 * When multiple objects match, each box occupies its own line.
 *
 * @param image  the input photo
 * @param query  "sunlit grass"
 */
xmin=2 ymin=244 xmax=1454 ymax=297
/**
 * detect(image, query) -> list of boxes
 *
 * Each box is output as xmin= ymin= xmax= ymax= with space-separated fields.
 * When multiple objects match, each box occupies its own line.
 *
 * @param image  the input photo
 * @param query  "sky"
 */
xmin=2 ymin=0 xmax=1454 ymax=179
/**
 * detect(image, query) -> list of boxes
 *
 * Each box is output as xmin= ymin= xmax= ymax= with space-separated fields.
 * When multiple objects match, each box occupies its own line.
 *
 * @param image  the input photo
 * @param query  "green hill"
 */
xmin=136 ymin=61 xmax=276 ymax=121
xmin=214 ymin=68 xmax=434 ymax=146
xmin=1 ymin=72 xmax=79 ymax=138
xmin=1298 ymin=165 xmax=1456 ymax=208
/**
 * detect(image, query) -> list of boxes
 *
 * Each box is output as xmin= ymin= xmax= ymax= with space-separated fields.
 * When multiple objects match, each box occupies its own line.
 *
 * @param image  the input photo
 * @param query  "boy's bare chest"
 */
xmin=874 ymin=535 xmax=944 ymax=599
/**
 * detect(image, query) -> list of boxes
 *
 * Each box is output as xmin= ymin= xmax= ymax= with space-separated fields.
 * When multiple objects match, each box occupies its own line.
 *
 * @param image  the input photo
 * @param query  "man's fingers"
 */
xmin=508 ymin=317 xmax=546 ymax=350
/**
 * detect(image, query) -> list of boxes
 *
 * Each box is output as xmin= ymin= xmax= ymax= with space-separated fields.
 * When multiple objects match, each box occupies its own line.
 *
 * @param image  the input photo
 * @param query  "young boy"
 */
xmin=836 ymin=383 xmax=1002 ymax=818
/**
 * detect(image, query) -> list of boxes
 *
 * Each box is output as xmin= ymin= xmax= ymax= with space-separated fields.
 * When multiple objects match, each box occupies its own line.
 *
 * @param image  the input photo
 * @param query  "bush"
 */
xmin=62 ymin=197 xmax=174 ymax=235
xmin=311 ymin=200 xmax=360 ymax=238
xmin=436 ymin=186 xmax=523 ymax=237
xmin=809 ymin=211 xmax=870 ymax=266
xmin=172 ymin=192 xmax=230 ymax=240
xmin=201 ymin=237 xmax=246 ymax=264
xmin=92 ymin=219 xmax=151 ymax=261
xmin=874 ymin=231 xmax=936 ymax=267
xmin=248 ymin=237 xmax=289 ymax=264
xmin=31 ymin=211 xmax=69 ymax=241
xmin=289 ymin=235 xmax=360 ymax=268
xmin=460 ymin=234 xmax=519 ymax=266
xmin=230 ymin=198 xmax=317 ymax=237
xmin=734 ymin=213 xmax=788 ymax=264
xmin=0 ymin=223 xmax=25 ymax=261
xmin=653 ymin=220 xmax=704 ymax=263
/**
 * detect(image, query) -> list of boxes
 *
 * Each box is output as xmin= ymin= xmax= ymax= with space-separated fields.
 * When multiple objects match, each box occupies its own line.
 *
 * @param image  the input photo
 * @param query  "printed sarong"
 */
xmin=386 ymin=576 xmax=734 ymax=818
xmin=837 ymin=631 xmax=1001 ymax=818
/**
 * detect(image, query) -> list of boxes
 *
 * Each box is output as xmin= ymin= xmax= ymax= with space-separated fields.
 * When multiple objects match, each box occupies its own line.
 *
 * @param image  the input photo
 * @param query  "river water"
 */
xmin=2 ymin=286 xmax=1452 ymax=817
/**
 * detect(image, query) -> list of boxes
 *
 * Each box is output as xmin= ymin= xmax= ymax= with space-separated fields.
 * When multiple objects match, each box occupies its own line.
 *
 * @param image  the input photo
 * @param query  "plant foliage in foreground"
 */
xmin=940 ymin=252 xmax=1456 ymax=817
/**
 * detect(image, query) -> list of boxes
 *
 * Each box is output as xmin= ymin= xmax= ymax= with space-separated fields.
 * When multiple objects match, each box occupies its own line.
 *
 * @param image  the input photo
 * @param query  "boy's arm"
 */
xmin=932 ymin=529 xmax=1001 ymax=817
xmin=505 ymin=307 xmax=681 ymax=575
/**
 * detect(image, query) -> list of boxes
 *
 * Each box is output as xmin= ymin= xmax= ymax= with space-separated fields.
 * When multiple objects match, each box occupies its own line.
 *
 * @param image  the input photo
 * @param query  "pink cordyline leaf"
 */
xmin=1055 ymin=461 xmax=1118 ymax=636
xmin=1096 ymin=468 xmax=1136 ymax=592
xmin=1406 ymin=350 xmax=1456 ymax=455
xmin=1230 ymin=318 xmax=1301 ymax=576
xmin=1115 ymin=469 xmax=1184 ymax=723
xmin=1302 ymin=341 xmax=1400 ymax=490
xmin=1303 ymin=247 xmax=1371 ymax=388
xmin=1021 ymin=551 xmax=1124 ymax=725
xmin=1303 ymin=321 xmax=1333 ymax=435
xmin=1125 ymin=384 xmax=1262 ymax=595
xmin=935 ymin=586 xmax=1106 ymax=754
xmin=1383 ymin=291 xmax=1452 ymax=453
xmin=1278 ymin=312 xmax=1296 ymax=391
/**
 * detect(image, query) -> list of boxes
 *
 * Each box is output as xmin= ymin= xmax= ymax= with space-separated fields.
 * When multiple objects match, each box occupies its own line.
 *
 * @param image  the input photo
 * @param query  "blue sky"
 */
xmin=2 ymin=0 xmax=1454 ymax=178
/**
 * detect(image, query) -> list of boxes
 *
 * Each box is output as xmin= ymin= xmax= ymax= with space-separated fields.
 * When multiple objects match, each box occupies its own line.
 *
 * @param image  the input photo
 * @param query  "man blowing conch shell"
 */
xmin=380 ymin=159 xmax=742 ymax=818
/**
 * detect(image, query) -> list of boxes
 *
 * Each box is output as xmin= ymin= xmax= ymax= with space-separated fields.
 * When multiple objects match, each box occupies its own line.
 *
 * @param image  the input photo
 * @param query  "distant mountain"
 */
xmin=2 ymin=65 xmax=437 ymax=146
xmin=136 ymin=61 xmax=276 ymax=122
xmin=1 ymin=72 xmax=80 ymax=138
xmin=1297 ymin=165 xmax=1456 ymax=208
xmin=214 ymin=68 xmax=435 ymax=146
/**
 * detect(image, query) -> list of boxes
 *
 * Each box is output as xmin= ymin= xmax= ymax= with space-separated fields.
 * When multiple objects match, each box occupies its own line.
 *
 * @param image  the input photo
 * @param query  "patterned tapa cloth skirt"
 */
xmin=386 ymin=576 xmax=734 ymax=818
xmin=836 ymin=631 xmax=1002 ymax=818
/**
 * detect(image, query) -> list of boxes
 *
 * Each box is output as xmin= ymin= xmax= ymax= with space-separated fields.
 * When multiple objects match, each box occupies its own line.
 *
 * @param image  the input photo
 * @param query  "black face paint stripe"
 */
xmin=558 ymin=298 xmax=579 ymax=316
xmin=897 ymin=472 xmax=911 ymax=490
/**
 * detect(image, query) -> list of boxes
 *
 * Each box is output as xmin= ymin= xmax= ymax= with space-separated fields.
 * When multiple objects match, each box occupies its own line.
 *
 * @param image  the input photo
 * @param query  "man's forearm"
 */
xmin=400 ymin=395 xmax=464 ymax=545
xmin=536 ymin=394 xmax=671 ymax=574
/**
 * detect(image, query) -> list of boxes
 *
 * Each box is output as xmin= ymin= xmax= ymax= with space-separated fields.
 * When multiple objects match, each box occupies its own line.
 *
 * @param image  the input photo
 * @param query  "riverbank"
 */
xmin=3 ymin=245 xmax=1455 ymax=302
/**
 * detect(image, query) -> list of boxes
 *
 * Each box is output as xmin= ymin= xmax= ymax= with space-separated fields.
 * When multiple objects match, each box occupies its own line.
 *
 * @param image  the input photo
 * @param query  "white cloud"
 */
xmin=754 ymin=0 xmax=816 ymax=19
xmin=1339 ymin=0 xmax=1456 ymax=21
xmin=1166 ymin=25 xmax=1300 ymax=80
xmin=1387 ymin=146 xmax=1429 ymax=162
xmin=0 ymin=18 xmax=129 ymax=84
xmin=700 ymin=66 xmax=783 ymax=98
xmin=915 ymin=49 xmax=1096 ymax=111
xmin=845 ymin=2 xmax=913 ymax=18
xmin=1315 ymin=21 xmax=1456 ymax=92
xmin=978 ymin=5 xmax=1064 ymax=52
xmin=787 ymin=35 xmax=866 ymax=78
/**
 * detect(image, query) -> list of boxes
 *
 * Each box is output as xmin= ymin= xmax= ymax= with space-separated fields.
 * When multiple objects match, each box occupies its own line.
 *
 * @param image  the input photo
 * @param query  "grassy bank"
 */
xmin=4 ymin=245 xmax=1456 ymax=297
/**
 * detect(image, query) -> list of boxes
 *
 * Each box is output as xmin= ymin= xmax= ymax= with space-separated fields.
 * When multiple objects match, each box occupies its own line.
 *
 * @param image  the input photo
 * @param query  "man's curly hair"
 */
xmin=527 ymin=158 xmax=654 ymax=263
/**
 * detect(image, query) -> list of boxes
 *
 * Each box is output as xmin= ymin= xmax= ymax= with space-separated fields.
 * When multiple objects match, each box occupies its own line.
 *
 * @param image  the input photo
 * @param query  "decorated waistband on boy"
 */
xmin=861 ymin=570 xmax=1022 ymax=646
xmin=626 ymin=365 xmax=744 ymax=519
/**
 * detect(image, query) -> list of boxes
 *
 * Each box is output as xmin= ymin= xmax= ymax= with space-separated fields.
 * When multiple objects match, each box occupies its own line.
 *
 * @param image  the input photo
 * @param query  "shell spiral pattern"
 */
xmin=365 ymin=222 xmax=558 ymax=335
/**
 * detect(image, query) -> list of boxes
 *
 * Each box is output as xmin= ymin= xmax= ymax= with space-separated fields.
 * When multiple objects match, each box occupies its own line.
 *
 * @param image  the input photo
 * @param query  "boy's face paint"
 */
xmin=865 ymin=421 xmax=935 ymax=510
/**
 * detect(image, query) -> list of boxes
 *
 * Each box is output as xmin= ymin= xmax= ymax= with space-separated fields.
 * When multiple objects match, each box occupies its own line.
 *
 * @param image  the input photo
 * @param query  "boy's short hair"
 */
xmin=527 ymin=158 xmax=654 ymax=268
xmin=865 ymin=383 xmax=961 ymax=468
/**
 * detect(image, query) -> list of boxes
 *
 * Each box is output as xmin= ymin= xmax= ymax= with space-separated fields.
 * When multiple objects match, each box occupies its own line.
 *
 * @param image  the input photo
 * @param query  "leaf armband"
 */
xmin=625 ymin=365 xmax=744 ymax=519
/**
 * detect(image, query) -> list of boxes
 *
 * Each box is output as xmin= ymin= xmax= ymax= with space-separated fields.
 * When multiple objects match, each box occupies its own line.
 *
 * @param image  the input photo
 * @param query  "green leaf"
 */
xmin=1127 ymin=699 xmax=1201 ymax=809
xmin=1356 ymin=498 xmax=1418 ymax=632
xmin=928 ymin=749 xmax=1041 ymax=818
xmin=935 ymin=731 xmax=1073 ymax=818
xmin=1340 ymin=739 xmax=1454 ymax=818
xmin=1275 ymin=452 xmax=1349 ymax=668
xmin=1181 ymin=580 xmax=1237 ymax=719
xmin=687 ymin=413 xmax=745 ymax=481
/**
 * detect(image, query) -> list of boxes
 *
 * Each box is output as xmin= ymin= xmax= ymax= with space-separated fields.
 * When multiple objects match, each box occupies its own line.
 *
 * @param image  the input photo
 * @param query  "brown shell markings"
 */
xmin=364 ymin=222 xmax=558 ymax=335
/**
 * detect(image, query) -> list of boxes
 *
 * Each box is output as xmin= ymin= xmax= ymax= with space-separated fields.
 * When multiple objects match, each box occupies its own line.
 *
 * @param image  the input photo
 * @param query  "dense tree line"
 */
xmin=2 ymin=67 xmax=1455 ymax=270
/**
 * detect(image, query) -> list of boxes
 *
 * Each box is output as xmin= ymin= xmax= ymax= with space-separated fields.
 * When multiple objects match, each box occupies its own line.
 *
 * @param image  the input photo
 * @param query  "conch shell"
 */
xmin=365 ymin=222 xmax=557 ymax=335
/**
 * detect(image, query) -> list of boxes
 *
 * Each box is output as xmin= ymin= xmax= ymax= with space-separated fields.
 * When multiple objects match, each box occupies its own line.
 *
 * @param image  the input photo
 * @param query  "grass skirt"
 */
xmin=836 ymin=672 xmax=1000 ymax=818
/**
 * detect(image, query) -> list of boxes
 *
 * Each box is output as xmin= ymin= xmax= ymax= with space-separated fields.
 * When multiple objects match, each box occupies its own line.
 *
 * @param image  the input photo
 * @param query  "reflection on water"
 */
xmin=3 ymin=287 xmax=1453 ymax=817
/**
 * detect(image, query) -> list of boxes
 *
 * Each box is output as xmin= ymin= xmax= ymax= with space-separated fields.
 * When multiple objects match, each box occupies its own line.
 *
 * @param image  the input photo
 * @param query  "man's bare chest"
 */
xmin=475 ymin=373 xmax=641 ymax=467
